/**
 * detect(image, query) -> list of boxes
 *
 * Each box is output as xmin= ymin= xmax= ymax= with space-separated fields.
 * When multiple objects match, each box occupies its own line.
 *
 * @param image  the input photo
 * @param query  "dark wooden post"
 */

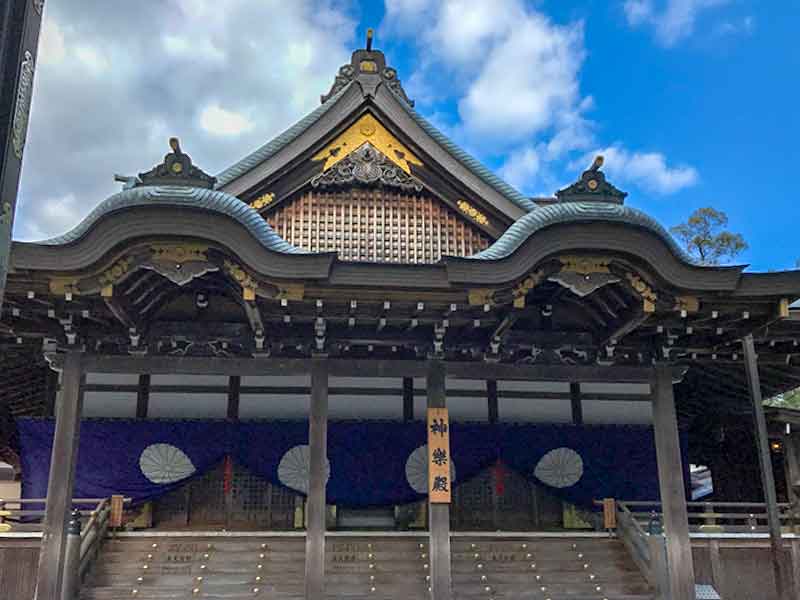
xmin=136 ymin=374 xmax=150 ymax=419
xmin=487 ymin=379 xmax=498 ymax=424
xmin=403 ymin=377 xmax=414 ymax=422
xmin=569 ymin=382 xmax=583 ymax=425
xmin=651 ymin=364 xmax=694 ymax=600
xmin=427 ymin=360 xmax=452 ymax=600
xmin=305 ymin=358 xmax=328 ymax=600
xmin=743 ymin=334 xmax=788 ymax=599
xmin=34 ymin=350 xmax=84 ymax=600
xmin=227 ymin=375 xmax=241 ymax=420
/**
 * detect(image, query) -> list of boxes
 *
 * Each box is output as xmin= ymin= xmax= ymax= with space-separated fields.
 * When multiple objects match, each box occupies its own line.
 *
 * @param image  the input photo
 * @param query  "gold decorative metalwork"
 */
xmin=313 ymin=113 xmax=422 ymax=174
xmin=224 ymin=260 xmax=258 ymax=300
xmin=779 ymin=298 xmax=790 ymax=319
xmin=250 ymin=192 xmax=275 ymax=210
xmin=98 ymin=257 xmax=133 ymax=287
xmin=456 ymin=200 xmax=489 ymax=226
xmin=512 ymin=270 xmax=544 ymax=308
xmin=626 ymin=273 xmax=657 ymax=313
xmin=559 ymin=256 xmax=612 ymax=275
xmin=275 ymin=283 xmax=305 ymax=302
xmin=468 ymin=288 xmax=496 ymax=307
xmin=674 ymin=296 xmax=699 ymax=313
xmin=359 ymin=60 xmax=377 ymax=73
xmin=49 ymin=277 xmax=79 ymax=296
xmin=150 ymin=244 xmax=209 ymax=263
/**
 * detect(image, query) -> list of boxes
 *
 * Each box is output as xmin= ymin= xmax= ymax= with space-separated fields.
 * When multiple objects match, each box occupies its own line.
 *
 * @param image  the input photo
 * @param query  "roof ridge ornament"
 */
xmin=136 ymin=138 xmax=217 ymax=189
xmin=320 ymin=29 xmax=414 ymax=106
xmin=555 ymin=155 xmax=627 ymax=204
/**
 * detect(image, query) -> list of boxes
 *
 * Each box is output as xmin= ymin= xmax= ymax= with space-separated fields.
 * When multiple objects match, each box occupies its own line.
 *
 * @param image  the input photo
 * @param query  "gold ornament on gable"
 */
xmin=313 ymin=113 xmax=422 ymax=174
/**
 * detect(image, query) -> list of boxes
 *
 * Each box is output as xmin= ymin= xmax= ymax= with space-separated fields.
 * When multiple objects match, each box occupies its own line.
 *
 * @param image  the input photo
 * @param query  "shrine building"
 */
xmin=1 ymin=34 xmax=800 ymax=600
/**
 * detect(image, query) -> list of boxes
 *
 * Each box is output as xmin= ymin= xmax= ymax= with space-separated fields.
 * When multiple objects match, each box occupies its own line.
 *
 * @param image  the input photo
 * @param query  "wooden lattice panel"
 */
xmin=266 ymin=189 xmax=492 ymax=263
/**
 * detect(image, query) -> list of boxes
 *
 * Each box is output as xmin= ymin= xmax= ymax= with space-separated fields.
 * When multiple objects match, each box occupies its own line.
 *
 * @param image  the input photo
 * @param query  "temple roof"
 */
xmin=470 ymin=202 xmax=695 ymax=263
xmin=33 ymin=185 xmax=303 ymax=255
xmin=213 ymin=43 xmax=537 ymax=215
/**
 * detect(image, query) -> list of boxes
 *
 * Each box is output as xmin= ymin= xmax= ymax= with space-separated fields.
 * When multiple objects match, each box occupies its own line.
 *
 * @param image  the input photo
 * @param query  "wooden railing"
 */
xmin=617 ymin=500 xmax=798 ymax=533
xmin=0 ymin=498 xmax=118 ymax=532
xmin=0 ymin=496 xmax=130 ymax=600
xmin=595 ymin=499 xmax=669 ymax=598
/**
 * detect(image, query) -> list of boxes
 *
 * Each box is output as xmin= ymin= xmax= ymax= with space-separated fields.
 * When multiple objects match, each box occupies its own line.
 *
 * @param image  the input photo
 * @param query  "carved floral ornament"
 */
xmin=311 ymin=142 xmax=423 ymax=192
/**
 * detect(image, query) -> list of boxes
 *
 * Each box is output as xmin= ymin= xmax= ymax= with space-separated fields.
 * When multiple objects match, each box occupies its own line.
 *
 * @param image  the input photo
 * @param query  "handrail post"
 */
xmin=61 ymin=509 xmax=82 ymax=600
xmin=109 ymin=495 xmax=124 ymax=529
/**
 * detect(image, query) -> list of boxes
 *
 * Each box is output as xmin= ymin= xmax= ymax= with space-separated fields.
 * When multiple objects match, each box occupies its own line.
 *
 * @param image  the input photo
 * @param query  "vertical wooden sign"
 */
xmin=427 ymin=407 xmax=451 ymax=504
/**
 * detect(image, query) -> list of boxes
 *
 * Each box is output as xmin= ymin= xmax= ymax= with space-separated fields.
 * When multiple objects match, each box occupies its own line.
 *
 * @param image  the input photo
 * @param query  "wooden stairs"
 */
xmin=80 ymin=534 xmax=655 ymax=600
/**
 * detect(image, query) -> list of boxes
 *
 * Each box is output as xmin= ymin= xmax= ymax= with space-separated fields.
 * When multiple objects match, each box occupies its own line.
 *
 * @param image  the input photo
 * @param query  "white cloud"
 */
xmin=15 ymin=0 xmax=356 ymax=241
xmin=714 ymin=15 xmax=755 ymax=37
xmin=74 ymin=45 xmax=109 ymax=75
xmin=499 ymin=146 xmax=541 ymax=191
xmin=385 ymin=0 xmax=699 ymax=196
xmin=200 ymin=104 xmax=254 ymax=136
xmin=624 ymin=0 xmax=732 ymax=46
xmin=577 ymin=145 xmax=699 ymax=194
xmin=38 ymin=17 xmax=66 ymax=65
xmin=458 ymin=14 xmax=587 ymax=143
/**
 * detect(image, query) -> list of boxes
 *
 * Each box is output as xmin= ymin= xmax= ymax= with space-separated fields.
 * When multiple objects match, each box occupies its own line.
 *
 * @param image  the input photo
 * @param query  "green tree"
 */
xmin=670 ymin=207 xmax=748 ymax=265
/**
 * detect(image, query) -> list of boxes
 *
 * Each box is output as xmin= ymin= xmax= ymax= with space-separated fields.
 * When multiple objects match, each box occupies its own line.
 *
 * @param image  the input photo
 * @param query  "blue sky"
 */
xmin=17 ymin=0 xmax=800 ymax=271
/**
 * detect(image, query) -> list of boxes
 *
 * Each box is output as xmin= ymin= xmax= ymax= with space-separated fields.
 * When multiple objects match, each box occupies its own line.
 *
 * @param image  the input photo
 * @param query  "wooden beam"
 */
xmin=487 ymin=379 xmax=498 ymax=424
xmin=136 ymin=374 xmax=150 ymax=419
xmin=743 ymin=334 xmax=789 ymax=600
xmin=651 ymin=364 xmax=695 ymax=600
xmin=570 ymin=382 xmax=583 ymax=425
xmin=427 ymin=360 xmax=452 ymax=600
xmin=227 ymin=376 xmax=240 ymax=420
xmin=598 ymin=307 xmax=650 ymax=347
xmin=402 ymin=377 xmax=414 ymax=422
xmin=34 ymin=351 xmax=84 ymax=600
xmin=79 ymin=355 xmax=672 ymax=383
xmin=305 ymin=358 xmax=328 ymax=600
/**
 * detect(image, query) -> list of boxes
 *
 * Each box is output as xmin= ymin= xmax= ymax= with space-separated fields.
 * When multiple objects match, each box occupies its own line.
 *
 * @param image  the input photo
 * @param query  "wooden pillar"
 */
xmin=34 ymin=351 xmax=84 ymax=600
xmin=305 ymin=358 xmax=328 ymax=600
xmin=227 ymin=376 xmax=241 ymax=420
xmin=427 ymin=360 xmax=452 ymax=600
xmin=403 ymin=377 xmax=414 ymax=422
xmin=743 ymin=334 xmax=788 ymax=599
xmin=136 ymin=374 xmax=150 ymax=419
xmin=569 ymin=382 xmax=583 ymax=425
xmin=487 ymin=379 xmax=498 ymax=424
xmin=650 ymin=364 xmax=694 ymax=600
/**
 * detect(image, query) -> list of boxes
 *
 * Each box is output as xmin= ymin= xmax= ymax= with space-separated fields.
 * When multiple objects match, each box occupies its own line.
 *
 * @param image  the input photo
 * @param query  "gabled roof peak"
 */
xmin=321 ymin=30 xmax=413 ymax=106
